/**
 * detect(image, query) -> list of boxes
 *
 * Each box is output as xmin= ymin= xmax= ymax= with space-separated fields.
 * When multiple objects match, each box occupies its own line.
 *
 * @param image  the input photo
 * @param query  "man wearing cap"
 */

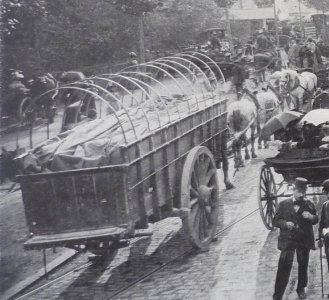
xmin=273 ymin=177 xmax=318 ymax=300
xmin=319 ymin=179 xmax=329 ymax=272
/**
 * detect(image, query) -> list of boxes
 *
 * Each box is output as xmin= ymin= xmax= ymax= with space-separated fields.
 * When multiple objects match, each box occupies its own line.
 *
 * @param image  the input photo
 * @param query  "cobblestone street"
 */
xmin=9 ymin=147 xmax=328 ymax=300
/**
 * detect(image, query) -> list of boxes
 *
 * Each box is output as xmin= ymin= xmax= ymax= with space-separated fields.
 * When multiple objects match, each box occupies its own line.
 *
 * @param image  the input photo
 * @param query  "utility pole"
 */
xmin=225 ymin=7 xmax=235 ymax=53
xmin=138 ymin=13 xmax=146 ymax=64
xmin=273 ymin=0 xmax=280 ymax=48
xmin=298 ymin=0 xmax=305 ymax=38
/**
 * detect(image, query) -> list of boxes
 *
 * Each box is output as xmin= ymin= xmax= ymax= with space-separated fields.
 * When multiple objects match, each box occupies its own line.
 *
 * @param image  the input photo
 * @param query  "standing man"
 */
xmin=256 ymin=29 xmax=272 ymax=51
xmin=273 ymin=177 xmax=318 ymax=300
xmin=288 ymin=38 xmax=301 ymax=69
xmin=231 ymin=51 xmax=246 ymax=98
xmin=319 ymin=179 xmax=329 ymax=272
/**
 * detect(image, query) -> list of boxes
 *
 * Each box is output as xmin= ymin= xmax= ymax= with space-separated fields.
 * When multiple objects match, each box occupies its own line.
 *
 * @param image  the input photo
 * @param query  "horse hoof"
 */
xmin=264 ymin=144 xmax=269 ymax=149
xmin=258 ymin=144 xmax=263 ymax=150
xmin=245 ymin=154 xmax=250 ymax=160
xmin=252 ymin=153 xmax=258 ymax=158
xmin=225 ymin=182 xmax=234 ymax=190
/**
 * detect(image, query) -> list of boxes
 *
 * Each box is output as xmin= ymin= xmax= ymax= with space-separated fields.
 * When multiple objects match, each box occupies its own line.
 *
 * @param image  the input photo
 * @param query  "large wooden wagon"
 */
xmin=19 ymin=53 xmax=232 ymax=255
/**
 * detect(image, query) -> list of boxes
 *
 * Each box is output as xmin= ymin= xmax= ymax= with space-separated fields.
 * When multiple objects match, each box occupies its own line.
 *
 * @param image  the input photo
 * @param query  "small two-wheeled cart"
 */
xmin=258 ymin=147 xmax=328 ymax=230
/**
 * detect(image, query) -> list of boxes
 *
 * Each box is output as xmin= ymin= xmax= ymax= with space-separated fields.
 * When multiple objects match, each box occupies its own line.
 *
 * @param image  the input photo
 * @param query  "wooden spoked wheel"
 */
xmin=259 ymin=165 xmax=278 ymax=230
xmin=180 ymin=146 xmax=220 ymax=250
xmin=18 ymin=97 xmax=33 ymax=123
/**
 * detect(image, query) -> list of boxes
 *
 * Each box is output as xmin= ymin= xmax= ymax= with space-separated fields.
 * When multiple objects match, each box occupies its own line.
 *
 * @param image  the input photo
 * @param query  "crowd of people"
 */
xmin=287 ymin=37 xmax=323 ymax=72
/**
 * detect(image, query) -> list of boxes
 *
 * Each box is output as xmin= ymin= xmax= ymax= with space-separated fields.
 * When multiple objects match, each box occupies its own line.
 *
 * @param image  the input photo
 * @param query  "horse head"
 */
xmin=0 ymin=146 xmax=25 ymax=183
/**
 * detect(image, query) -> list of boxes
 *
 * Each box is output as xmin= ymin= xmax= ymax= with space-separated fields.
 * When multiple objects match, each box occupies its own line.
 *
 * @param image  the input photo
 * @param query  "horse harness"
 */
xmin=286 ymin=74 xmax=312 ymax=106
xmin=289 ymin=75 xmax=310 ymax=94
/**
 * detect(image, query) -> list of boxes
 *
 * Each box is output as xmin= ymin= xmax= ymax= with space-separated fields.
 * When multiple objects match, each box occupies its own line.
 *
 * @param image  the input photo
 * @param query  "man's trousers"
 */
xmin=273 ymin=247 xmax=310 ymax=300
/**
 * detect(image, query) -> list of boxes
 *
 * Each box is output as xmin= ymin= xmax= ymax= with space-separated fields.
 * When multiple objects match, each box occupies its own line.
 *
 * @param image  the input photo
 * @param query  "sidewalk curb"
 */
xmin=2 ymin=249 xmax=77 ymax=300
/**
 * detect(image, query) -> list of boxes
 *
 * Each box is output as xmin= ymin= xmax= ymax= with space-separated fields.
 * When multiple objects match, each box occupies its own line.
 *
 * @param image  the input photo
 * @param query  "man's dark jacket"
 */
xmin=319 ymin=200 xmax=329 ymax=237
xmin=273 ymin=198 xmax=318 ymax=250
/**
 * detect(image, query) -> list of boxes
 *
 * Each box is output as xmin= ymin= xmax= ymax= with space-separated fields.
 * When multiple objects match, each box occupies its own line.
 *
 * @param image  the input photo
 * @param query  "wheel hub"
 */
xmin=198 ymin=185 xmax=212 ymax=207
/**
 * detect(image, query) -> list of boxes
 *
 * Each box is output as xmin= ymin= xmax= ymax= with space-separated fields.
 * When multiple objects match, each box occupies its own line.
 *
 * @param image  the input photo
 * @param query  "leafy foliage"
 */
xmin=109 ymin=0 xmax=164 ymax=15
xmin=212 ymin=0 xmax=234 ymax=8
xmin=1 ymin=0 xmax=224 ymax=77
xmin=302 ymin=0 xmax=329 ymax=12
xmin=1 ymin=0 xmax=46 ymax=37
xmin=254 ymin=0 xmax=274 ymax=8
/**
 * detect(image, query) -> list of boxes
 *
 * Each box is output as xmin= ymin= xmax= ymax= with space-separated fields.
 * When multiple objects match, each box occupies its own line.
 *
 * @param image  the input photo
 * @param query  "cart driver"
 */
xmin=6 ymin=70 xmax=30 ymax=103
xmin=209 ymin=32 xmax=221 ymax=51
xmin=319 ymin=179 xmax=329 ymax=277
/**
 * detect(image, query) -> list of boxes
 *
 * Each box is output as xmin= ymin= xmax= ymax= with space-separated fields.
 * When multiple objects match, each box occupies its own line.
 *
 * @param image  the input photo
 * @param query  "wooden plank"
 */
xmin=24 ymin=227 xmax=126 ymax=246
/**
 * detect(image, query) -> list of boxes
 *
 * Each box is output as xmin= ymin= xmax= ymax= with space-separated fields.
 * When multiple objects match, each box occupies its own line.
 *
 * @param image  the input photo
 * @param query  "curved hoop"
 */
xmin=161 ymin=55 xmax=215 ymax=106
xmin=28 ymin=83 xmax=138 ymax=143
xmin=150 ymin=59 xmax=200 ymax=110
xmin=153 ymin=57 xmax=204 ymax=109
xmin=177 ymin=53 xmax=219 ymax=92
xmin=87 ymin=75 xmax=152 ymax=132
xmin=145 ymin=61 xmax=199 ymax=110
xmin=120 ymin=63 xmax=192 ymax=113
xmin=103 ymin=73 xmax=163 ymax=127
xmin=185 ymin=51 xmax=227 ymax=92
xmin=28 ymin=86 xmax=131 ymax=147
xmin=118 ymin=71 xmax=182 ymax=119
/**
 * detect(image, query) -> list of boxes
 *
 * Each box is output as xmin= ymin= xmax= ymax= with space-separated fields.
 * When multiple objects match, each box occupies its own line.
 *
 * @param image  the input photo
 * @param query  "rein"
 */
xmin=288 ymin=75 xmax=309 ymax=94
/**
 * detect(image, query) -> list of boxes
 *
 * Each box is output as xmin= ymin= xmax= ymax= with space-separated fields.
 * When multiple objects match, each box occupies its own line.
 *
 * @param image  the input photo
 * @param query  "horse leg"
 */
xmin=221 ymin=145 xmax=234 ymax=190
xmin=233 ymin=140 xmax=239 ymax=168
xmin=234 ymin=139 xmax=244 ymax=168
xmin=264 ymin=139 xmax=269 ymax=149
xmin=257 ymin=120 xmax=262 ymax=149
xmin=251 ymin=125 xmax=258 ymax=158
xmin=244 ymin=134 xmax=251 ymax=160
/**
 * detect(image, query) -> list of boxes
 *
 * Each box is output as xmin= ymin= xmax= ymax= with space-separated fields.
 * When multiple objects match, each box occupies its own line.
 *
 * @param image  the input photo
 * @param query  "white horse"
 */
xmin=244 ymin=88 xmax=281 ymax=148
xmin=269 ymin=71 xmax=294 ymax=110
xmin=280 ymin=69 xmax=317 ymax=110
xmin=227 ymin=91 xmax=258 ymax=168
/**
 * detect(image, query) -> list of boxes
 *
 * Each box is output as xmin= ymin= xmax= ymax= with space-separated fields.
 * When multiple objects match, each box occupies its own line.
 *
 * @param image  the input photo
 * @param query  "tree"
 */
xmin=302 ymin=0 xmax=329 ymax=12
xmin=212 ymin=0 xmax=234 ymax=8
xmin=1 ymin=0 xmax=47 ymax=72
xmin=108 ymin=0 xmax=164 ymax=63
xmin=1 ymin=0 xmax=46 ymax=38
xmin=212 ymin=0 xmax=235 ymax=52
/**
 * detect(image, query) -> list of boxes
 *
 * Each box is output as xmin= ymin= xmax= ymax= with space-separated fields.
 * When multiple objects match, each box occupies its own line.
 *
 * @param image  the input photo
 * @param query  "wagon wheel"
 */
xmin=259 ymin=165 xmax=278 ymax=230
xmin=180 ymin=146 xmax=220 ymax=250
xmin=17 ymin=97 xmax=33 ymax=123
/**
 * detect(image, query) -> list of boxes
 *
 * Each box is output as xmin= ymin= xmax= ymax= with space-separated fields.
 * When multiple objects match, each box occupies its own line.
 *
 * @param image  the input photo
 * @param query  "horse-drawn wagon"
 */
xmin=18 ymin=54 xmax=233 ymax=256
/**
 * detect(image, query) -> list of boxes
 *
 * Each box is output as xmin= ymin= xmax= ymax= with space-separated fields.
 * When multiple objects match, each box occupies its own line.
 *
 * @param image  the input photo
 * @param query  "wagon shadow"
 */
xmin=59 ymin=220 xmax=190 ymax=299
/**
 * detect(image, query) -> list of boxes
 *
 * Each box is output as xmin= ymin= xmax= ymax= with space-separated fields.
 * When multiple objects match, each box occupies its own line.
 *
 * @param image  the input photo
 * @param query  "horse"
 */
xmin=279 ymin=69 xmax=317 ymax=111
xmin=227 ymin=90 xmax=258 ymax=168
xmin=244 ymin=87 xmax=281 ymax=149
xmin=0 ymin=146 xmax=25 ymax=184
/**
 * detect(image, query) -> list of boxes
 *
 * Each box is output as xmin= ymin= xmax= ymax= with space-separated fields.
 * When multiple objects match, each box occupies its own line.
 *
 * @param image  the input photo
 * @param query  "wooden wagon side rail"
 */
xmin=127 ymin=114 xmax=228 ymax=191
